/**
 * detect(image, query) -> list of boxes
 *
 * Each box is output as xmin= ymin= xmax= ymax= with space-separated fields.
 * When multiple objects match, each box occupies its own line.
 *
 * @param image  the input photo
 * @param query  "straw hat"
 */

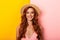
xmin=21 ymin=4 xmax=40 ymax=15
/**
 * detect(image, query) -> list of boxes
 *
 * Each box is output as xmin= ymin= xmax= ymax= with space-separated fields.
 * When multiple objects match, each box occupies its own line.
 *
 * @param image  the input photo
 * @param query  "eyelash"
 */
xmin=31 ymin=12 xmax=34 ymax=13
xmin=26 ymin=12 xmax=34 ymax=14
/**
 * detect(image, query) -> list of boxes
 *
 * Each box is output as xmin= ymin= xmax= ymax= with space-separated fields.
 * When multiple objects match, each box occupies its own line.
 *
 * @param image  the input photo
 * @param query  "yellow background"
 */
xmin=0 ymin=0 xmax=30 ymax=40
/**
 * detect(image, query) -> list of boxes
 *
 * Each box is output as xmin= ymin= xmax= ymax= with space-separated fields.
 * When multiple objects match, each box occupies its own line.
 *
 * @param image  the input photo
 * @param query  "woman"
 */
xmin=16 ymin=4 xmax=44 ymax=40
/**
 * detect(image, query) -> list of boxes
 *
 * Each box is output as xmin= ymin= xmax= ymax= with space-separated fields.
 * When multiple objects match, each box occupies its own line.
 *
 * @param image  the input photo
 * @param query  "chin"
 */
xmin=28 ymin=19 xmax=32 ymax=21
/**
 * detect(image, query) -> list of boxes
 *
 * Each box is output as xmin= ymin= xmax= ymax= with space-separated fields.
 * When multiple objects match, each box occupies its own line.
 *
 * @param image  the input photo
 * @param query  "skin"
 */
xmin=25 ymin=8 xmax=35 ymax=38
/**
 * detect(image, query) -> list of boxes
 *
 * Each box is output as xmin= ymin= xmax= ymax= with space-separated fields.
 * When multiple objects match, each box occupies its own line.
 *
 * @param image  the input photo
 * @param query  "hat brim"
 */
xmin=21 ymin=4 xmax=40 ymax=15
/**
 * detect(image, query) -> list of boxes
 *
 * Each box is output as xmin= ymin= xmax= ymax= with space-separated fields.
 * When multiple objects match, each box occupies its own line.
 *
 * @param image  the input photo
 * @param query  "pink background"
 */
xmin=31 ymin=0 xmax=60 ymax=40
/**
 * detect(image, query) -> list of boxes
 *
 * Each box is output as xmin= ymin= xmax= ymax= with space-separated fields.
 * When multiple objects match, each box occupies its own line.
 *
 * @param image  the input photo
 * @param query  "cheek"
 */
xmin=26 ymin=13 xmax=34 ymax=19
xmin=31 ymin=14 xmax=34 ymax=18
xmin=26 ymin=14 xmax=29 ymax=17
xmin=26 ymin=14 xmax=29 ymax=19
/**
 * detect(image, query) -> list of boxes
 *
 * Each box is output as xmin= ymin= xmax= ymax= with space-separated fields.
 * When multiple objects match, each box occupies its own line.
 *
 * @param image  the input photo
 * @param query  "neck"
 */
xmin=27 ymin=20 xmax=32 ymax=26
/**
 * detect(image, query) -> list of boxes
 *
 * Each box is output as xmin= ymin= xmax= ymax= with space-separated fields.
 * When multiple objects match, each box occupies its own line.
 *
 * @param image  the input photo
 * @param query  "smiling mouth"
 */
xmin=28 ymin=16 xmax=32 ymax=17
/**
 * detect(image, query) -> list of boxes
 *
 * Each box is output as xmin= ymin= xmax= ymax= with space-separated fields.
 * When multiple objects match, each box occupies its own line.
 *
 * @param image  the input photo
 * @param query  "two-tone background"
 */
xmin=0 ymin=0 xmax=60 ymax=40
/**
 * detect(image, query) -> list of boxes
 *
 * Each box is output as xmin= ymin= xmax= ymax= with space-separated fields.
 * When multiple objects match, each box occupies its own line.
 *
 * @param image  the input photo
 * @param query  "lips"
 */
xmin=28 ymin=16 xmax=32 ymax=18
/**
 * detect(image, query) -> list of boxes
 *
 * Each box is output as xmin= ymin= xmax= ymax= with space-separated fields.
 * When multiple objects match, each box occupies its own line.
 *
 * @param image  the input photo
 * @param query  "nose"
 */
xmin=29 ymin=12 xmax=32 ymax=16
xmin=30 ymin=13 xmax=32 ymax=17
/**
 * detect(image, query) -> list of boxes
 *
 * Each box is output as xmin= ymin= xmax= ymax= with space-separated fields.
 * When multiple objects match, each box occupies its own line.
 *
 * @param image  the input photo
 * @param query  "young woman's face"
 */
xmin=26 ymin=8 xmax=34 ymax=21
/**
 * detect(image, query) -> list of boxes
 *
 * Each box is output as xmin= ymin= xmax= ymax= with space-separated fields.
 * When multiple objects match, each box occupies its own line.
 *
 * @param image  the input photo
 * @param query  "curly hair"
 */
xmin=17 ymin=5 xmax=43 ymax=40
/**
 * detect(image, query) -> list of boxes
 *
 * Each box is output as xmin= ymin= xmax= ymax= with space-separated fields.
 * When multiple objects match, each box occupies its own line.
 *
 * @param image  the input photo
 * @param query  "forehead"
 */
xmin=26 ymin=8 xmax=34 ymax=12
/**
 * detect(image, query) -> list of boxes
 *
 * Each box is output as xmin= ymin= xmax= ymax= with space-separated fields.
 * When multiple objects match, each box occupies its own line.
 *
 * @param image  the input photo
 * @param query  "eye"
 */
xmin=31 ymin=11 xmax=34 ymax=14
xmin=26 ymin=11 xmax=29 ymax=14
